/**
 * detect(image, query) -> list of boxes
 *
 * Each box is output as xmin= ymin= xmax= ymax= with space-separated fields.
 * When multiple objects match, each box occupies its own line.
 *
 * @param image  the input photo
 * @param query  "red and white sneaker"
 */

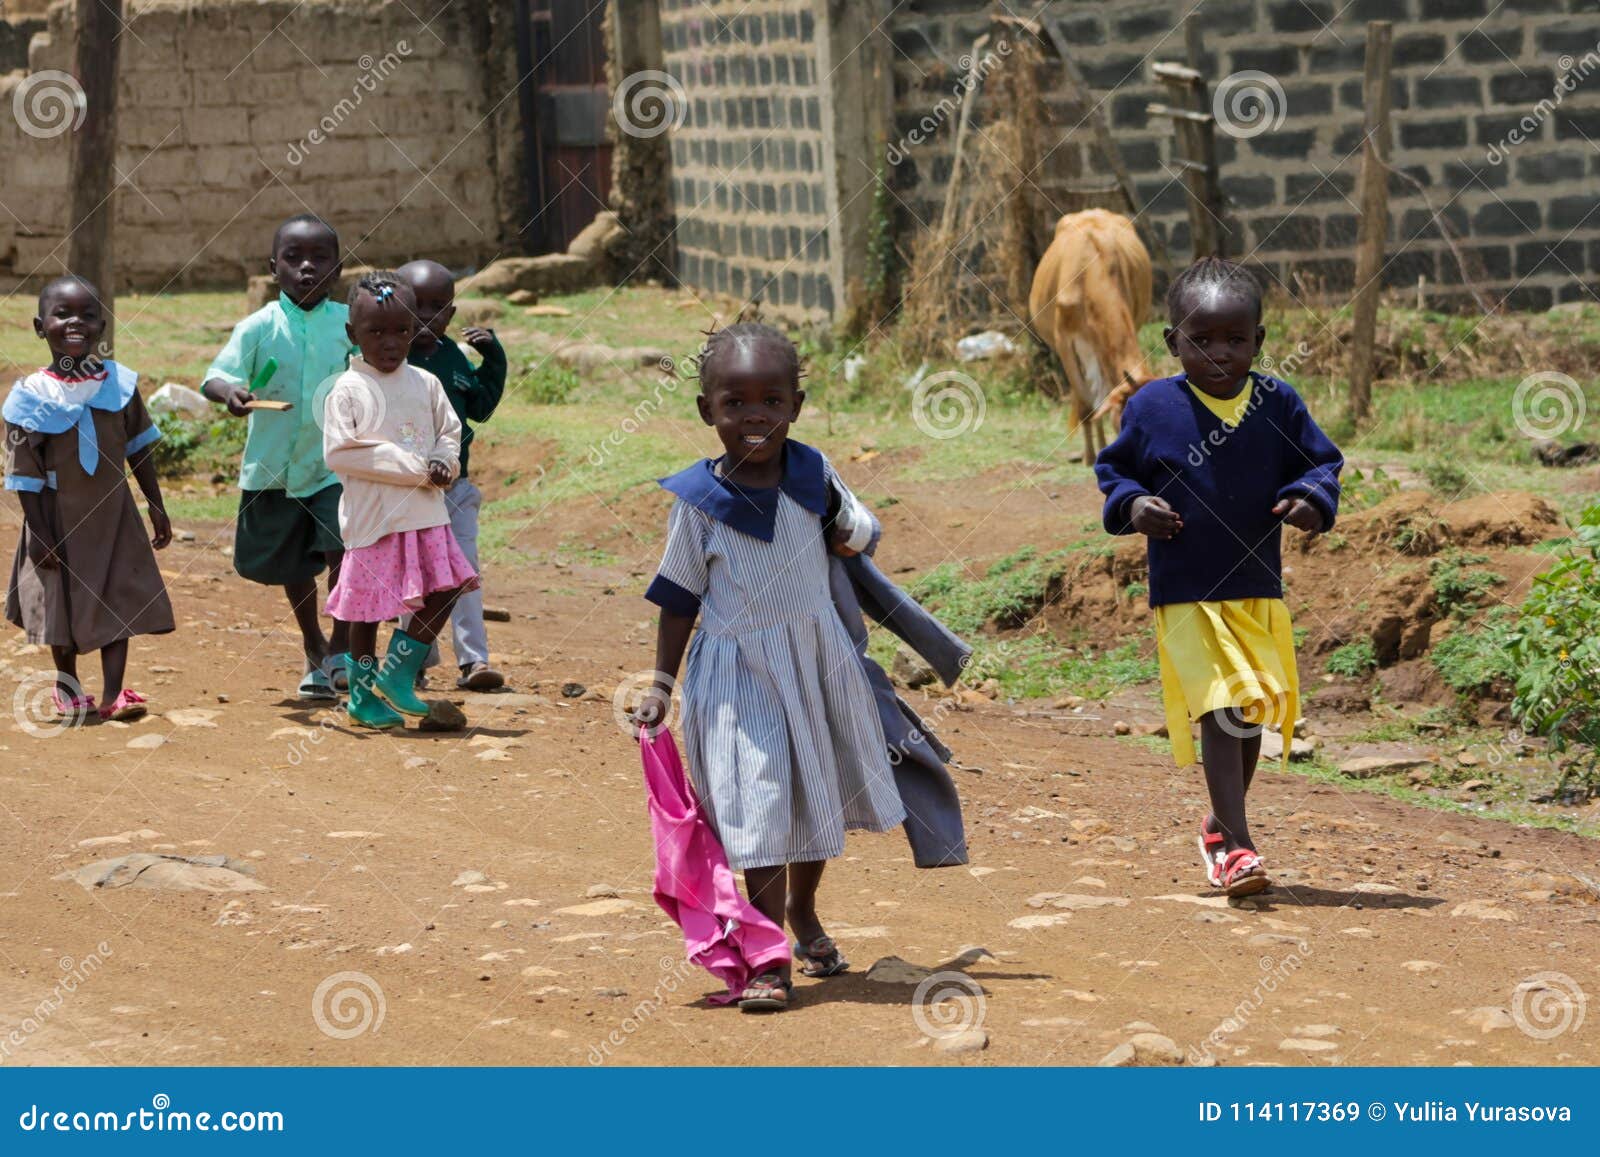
xmin=1219 ymin=848 xmax=1270 ymax=897
xmin=1196 ymin=818 xmax=1226 ymax=888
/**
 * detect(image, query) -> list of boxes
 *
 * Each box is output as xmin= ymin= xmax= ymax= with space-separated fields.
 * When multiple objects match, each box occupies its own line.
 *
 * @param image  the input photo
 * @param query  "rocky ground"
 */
xmin=2 ymin=472 xmax=1596 ymax=1067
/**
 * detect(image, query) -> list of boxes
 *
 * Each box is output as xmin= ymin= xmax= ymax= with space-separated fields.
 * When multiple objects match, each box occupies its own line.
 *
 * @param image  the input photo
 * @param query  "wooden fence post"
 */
xmin=1348 ymin=20 xmax=1394 ymax=425
xmin=66 ymin=0 xmax=123 ymax=352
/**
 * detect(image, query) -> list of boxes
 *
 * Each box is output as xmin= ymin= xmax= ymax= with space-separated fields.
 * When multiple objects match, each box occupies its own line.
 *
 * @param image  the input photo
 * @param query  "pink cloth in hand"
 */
xmin=639 ymin=730 xmax=790 ymax=1004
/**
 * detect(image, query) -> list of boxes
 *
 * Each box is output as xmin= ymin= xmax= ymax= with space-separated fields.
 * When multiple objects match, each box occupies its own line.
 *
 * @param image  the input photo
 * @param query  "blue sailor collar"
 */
xmin=658 ymin=439 xmax=829 ymax=542
xmin=3 ymin=362 xmax=140 ymax=475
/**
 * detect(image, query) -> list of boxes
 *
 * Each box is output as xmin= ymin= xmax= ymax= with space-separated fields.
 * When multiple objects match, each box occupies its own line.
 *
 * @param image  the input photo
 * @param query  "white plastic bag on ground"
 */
xmin=148 ymin=382 xmax=211 ymax=419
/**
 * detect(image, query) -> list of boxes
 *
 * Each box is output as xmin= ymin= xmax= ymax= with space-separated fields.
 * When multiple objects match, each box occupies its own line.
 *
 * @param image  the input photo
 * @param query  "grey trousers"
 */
xmin=411 ymin=477 xmax=489 ymax=670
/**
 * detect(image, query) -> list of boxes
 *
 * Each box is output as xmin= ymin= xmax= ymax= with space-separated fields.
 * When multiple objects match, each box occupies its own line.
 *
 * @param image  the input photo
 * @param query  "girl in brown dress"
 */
xmin=4 ymin=276 xmax=174 ymax=723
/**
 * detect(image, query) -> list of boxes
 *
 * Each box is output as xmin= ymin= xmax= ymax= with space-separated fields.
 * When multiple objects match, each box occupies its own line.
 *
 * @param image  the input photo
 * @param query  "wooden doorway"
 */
xmin=515 ymin=0 xmax=614 ymax=254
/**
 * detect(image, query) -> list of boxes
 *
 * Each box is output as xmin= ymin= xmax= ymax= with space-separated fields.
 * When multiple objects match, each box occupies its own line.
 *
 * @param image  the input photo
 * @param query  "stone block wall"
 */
xmin=0 ymin=0 xmax=521 ymax=292
xmin=656 ymin=0 xmax=836 ymax=321
xmin=887 ymin=0 xmax=1600 ymax=312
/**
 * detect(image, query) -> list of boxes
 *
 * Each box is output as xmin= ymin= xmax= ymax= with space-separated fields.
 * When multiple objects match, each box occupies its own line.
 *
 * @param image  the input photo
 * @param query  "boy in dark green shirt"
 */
xmin=397 ymin=260 xmax=508 ymax=690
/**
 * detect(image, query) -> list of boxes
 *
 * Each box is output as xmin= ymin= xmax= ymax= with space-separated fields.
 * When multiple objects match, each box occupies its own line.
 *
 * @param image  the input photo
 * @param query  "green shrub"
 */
xmin=150 ymin=415 xmax=247 ymax=479
xmin=1325 ymin=640 xmax=1377 ymax=677
xmin=1342 ymin=464 xmax=1399 ymax=512
xmin=1508 ymin=504 xmax=1600 ymax=794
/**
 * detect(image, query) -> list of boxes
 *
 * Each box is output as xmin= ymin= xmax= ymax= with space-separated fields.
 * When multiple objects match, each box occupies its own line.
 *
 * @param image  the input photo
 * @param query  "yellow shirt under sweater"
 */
xmin=1154 ymin=379 xmax=1300 ymax=768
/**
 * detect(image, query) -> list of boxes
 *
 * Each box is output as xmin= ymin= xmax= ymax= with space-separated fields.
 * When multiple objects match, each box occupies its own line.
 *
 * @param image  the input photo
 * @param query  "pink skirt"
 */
xmin=325 ymin=525 xmax=480 ymax=623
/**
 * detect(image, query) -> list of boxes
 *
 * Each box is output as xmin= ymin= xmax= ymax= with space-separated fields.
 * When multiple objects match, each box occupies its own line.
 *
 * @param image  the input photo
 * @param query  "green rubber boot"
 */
xmin=347 ymin=655 xmax=404 ymax=729
xmin=372 ymin=629 xmax=432 ymax=717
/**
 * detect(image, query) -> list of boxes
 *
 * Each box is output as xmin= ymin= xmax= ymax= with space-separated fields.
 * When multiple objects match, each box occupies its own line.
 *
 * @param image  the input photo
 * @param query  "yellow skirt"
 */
xmin=1154 ymin=598 xmax=1299 ymax=768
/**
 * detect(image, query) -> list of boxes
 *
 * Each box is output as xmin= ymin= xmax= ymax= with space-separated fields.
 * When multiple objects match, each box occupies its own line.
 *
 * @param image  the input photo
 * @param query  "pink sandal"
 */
xmin=52 ymin=688 xmax=96 ymax=718
xmin=1197 ymin=818 xmax=1226 ymax=888
xmin=98 ymin=689 xmax=148 ymax=723
xmin=1219 ymin=847 xmax=1269 ymax=897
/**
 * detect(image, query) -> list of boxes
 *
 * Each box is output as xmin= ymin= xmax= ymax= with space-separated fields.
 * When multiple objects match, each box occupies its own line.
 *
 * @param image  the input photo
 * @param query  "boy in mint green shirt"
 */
xmin=202 ymin=214 xmax=353 ymax=699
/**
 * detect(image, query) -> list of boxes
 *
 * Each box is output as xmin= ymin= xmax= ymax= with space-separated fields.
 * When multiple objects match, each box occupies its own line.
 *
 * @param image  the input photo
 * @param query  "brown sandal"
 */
xmin=793 ymin=935 xmax=849 ymax=978
xmin=737 ymin=972 xmax=792 ymax=1012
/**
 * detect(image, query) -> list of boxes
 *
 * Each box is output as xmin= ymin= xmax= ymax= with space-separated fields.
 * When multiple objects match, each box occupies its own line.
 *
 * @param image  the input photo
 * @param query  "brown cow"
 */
xmin=1027 ymin=209 xmax=1154 ymax=463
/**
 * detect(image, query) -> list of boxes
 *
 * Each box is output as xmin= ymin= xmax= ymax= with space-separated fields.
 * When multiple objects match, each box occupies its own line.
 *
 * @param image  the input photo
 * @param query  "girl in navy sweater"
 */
xmin=1095 ymin=258 xmax=1342 ymax=896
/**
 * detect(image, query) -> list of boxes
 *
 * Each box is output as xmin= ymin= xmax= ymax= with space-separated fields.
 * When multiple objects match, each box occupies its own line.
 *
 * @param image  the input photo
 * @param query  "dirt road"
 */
xmin=1 ymin=481 xmax=1596 ymax=1069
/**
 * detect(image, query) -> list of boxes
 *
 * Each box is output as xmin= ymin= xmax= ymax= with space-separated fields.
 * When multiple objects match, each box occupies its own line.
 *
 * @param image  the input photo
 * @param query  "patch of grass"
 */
xmin=962 ymin=635 xmax=1156 ymax=700
xmin=1420 ymin=455 xmax=1478 ymax=497
xmin=907 ymin=546 xmax=1074 ymax=635
xmin=1324 ymin=639 xmax=1377 ymax=677
xmin=1430 ymin=550 xmax=1503 ymax=617
xmin=1286 ymin=751 xmax=1600 ymax=839
xmin=1431 ymin=607 xmax=1518 ymax=692
xmin=508 ymin=362 xmax=581 ymax=405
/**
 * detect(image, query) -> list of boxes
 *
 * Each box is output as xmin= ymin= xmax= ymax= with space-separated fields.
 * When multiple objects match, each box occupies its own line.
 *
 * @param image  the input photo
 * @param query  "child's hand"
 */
xmin=148 ymin=505 xmax=172 ymax=550
xmin=829 ymin=524 xmax=861 ymax=557
xmin=1130 ymin=495 xmax=1183 ymax=539
xmin=632 ymin=686 xmax=671 ymax=737
xmin=1273 ymin=496 xmax=1324 ymax=533
xmin=462 ymin=327 xmax=497 ymax=354
xmin=427 ymin=460 xmax=453 ymax=489
xmin=221 ymin=386 xmax=254 ymax=417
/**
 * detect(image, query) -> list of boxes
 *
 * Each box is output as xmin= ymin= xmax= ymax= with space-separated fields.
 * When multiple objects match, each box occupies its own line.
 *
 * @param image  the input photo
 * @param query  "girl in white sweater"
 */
xmin=322 ymin=273 xmax=479 ymax=728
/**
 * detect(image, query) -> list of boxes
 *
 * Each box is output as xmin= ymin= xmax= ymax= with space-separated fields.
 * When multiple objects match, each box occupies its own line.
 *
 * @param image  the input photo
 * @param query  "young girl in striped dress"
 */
xmin=1096 ymin=258 xmax=1342 ymax=896
xmin=634 ymin=323 xmax=904 ymax=1012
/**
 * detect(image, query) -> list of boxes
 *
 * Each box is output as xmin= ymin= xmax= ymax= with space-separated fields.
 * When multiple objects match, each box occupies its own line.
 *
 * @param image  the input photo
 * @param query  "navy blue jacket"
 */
xmin=1094 ymin=372 xmax=1343 ymax=608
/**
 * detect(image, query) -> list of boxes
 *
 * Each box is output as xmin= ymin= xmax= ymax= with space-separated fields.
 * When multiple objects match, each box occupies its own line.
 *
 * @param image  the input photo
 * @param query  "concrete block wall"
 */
xmin=657 ymin=0 xmax=836 ymax=321
xmin=0 ymin=0 xmax=516 ymax=292
xmin=888 ymin=0 xmax=1600 ymax=312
